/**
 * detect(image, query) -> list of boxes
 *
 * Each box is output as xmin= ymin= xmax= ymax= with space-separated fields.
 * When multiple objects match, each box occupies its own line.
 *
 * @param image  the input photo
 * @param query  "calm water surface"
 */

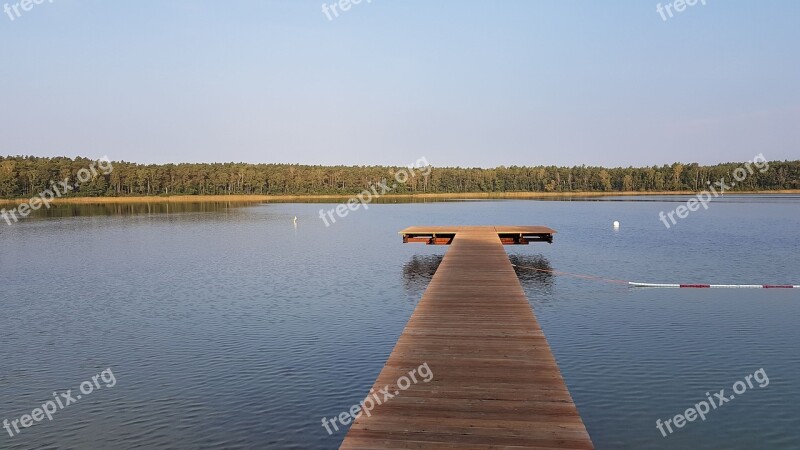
xmin=1 ymin=196 xmax=799 ymax=449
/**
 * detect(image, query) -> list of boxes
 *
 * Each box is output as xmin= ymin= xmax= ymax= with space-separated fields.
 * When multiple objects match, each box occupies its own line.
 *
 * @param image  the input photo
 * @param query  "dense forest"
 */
xmin=1 ymin=156 xmax=798 ymax=198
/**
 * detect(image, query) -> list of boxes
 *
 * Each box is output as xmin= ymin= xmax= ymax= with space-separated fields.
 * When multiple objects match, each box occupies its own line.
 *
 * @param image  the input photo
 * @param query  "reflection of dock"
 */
xmin=341 ymin=226 xmax=593 ymax=449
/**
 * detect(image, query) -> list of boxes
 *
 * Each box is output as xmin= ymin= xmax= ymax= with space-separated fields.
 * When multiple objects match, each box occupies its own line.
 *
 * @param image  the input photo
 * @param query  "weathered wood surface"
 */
xmin=340 ymin=227 xmax=593 ymax=449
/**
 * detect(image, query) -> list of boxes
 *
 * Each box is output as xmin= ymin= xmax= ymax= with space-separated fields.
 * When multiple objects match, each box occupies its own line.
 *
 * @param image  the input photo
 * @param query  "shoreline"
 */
xmin=1 ymin=190 xmax=799 ymax=206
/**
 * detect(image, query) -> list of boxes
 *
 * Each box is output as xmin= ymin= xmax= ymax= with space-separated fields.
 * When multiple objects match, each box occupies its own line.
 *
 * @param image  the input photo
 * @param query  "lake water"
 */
xmin=1 ymin=196 xmax=799 ymax=449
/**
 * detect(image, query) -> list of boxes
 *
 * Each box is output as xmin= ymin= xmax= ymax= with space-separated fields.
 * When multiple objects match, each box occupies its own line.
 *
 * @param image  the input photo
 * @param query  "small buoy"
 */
xmin=293 ymin=216 xmax=298 ymax=223
xmin=613 ymin=220 xmax=620 ymax=229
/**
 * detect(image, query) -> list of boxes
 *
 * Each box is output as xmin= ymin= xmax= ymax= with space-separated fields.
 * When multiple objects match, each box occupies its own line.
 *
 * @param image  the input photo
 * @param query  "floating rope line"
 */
xmin=628 ymin=282 xmax=800 ymax=289
xmin=511 ymin=264 xmax=799 ymax=289
xmin=510 ymin=264 xmax=629 ymax=285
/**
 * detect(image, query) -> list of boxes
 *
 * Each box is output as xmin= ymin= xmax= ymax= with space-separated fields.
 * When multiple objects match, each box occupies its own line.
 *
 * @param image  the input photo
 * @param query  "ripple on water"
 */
xmin=1 ymin=200 xmax=798 ymax=449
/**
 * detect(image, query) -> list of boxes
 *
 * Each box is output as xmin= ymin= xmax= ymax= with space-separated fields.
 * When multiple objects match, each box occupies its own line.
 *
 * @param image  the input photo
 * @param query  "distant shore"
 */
xmin=1 ymin=190 xmax=799 ymax=206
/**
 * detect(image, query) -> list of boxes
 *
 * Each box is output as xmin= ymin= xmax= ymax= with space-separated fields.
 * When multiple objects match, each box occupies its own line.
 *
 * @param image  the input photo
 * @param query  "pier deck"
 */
xmin=340 ymin=226 xmax=593 ymax=449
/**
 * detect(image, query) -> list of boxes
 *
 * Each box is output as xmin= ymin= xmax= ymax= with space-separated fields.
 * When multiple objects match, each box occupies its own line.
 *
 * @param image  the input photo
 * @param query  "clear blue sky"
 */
xmin=1 ymin=0 xmax=797 ymax=167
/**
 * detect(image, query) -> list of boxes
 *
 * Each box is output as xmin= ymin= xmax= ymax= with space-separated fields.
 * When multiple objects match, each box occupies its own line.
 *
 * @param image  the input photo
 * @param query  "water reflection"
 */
xmin=401 ymin=253 xmax=557 ymax=301
xmin=509 ymin=254 xmax=556 ymax=295
xmin=10 ymin=197 xmax=488 ymax=222
xmin=17 ymin=201 xmax=260 ymax=219
xmin=402 ymin=255 xmax=443 ymax=302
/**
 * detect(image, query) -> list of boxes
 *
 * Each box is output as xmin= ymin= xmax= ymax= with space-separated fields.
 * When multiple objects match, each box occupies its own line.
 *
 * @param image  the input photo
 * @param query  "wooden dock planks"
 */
xmin=340 ymin=227 xmax=593 ymax=449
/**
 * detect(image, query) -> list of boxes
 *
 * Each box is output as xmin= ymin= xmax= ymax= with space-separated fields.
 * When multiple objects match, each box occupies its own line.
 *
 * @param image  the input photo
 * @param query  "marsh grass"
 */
xmin=1 ymin=190 xmax=799 ymax=206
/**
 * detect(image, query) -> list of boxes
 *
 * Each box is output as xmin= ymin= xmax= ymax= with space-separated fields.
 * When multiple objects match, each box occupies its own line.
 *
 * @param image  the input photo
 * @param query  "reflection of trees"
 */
xmin=25 ymin=202 xmax=258 ymax=219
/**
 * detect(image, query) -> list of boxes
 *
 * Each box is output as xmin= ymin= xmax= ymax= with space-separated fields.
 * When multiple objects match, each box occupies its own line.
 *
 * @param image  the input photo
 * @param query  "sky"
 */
xmin=0 ymin=0 xmax=798 ymax=168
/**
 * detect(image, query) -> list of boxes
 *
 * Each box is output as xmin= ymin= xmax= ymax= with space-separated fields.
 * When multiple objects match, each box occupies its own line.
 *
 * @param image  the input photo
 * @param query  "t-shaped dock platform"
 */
xmin=340 ymin=226 xmax=593 ymax=449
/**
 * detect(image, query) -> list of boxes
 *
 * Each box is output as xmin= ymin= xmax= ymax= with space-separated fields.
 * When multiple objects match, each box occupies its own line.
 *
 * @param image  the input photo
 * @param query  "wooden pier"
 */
xmin=340 ymin=226 xmax=593 ymax=449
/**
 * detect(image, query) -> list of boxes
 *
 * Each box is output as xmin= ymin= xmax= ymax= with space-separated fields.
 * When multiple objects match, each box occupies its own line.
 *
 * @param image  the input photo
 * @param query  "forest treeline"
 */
xmin=1 ymin=156 xmax=799 ymax=198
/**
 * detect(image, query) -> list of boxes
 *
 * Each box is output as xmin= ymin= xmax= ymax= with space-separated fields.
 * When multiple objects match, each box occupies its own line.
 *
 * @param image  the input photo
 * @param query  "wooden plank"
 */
xmin=340 ymin=227 xmax=593 ymax=449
